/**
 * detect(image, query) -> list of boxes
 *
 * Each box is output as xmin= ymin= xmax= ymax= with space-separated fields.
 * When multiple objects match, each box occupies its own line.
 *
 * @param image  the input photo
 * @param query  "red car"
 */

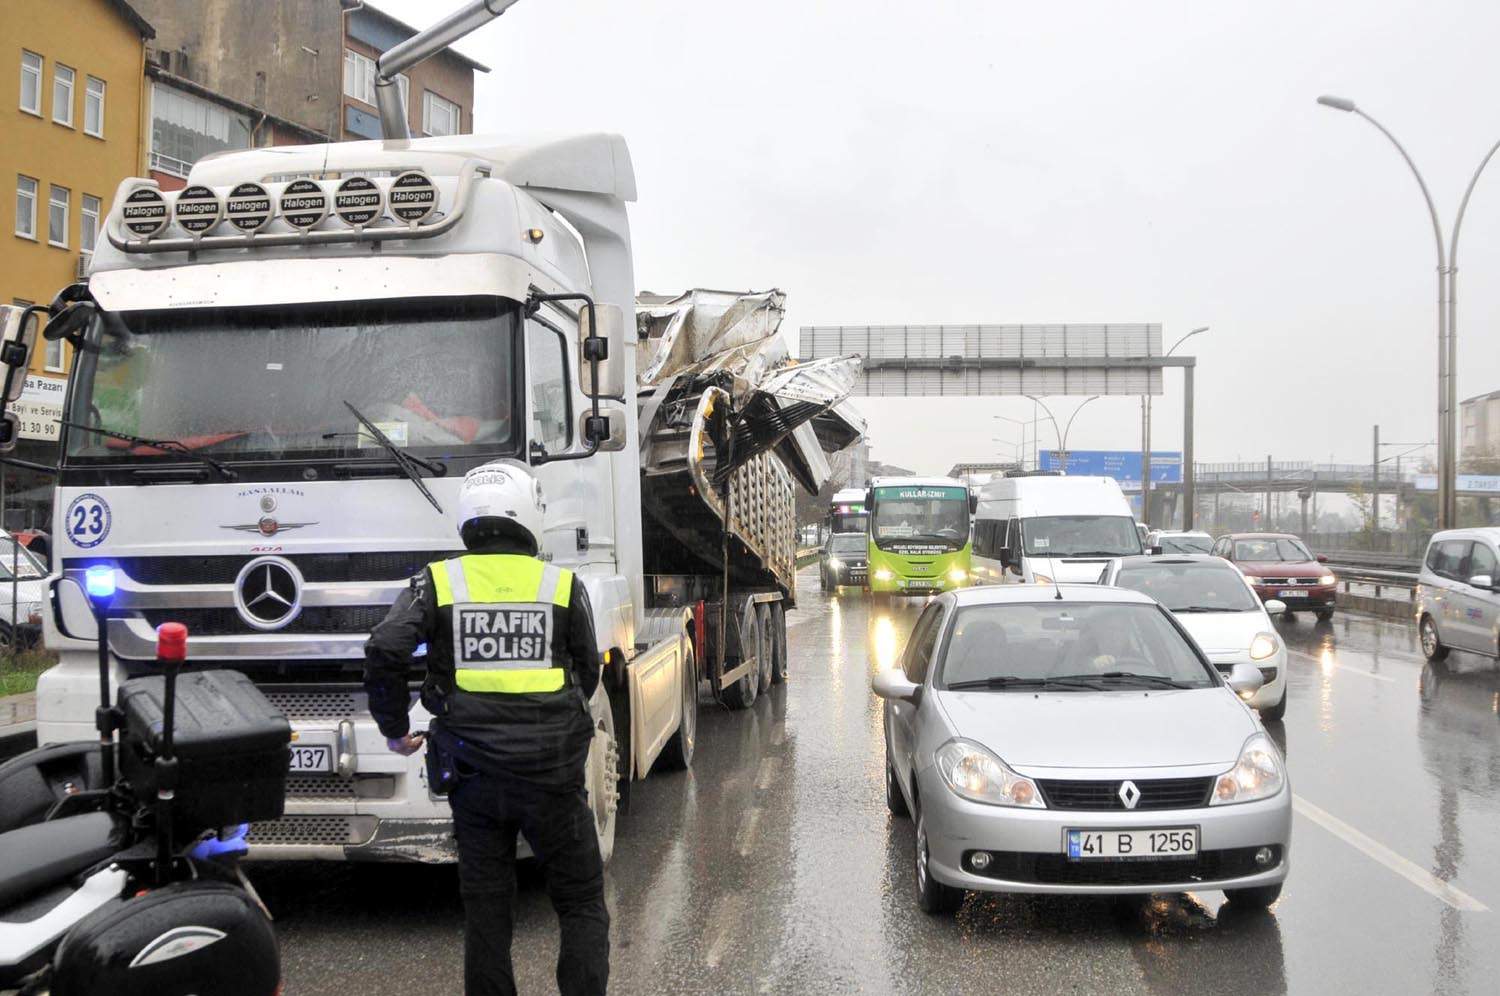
xmin=1211 ymin=532 xmax=1336 ymax=620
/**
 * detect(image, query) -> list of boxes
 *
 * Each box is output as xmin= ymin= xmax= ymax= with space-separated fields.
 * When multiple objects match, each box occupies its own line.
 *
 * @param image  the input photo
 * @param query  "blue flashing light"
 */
xmin=84 ymin=565 xmax=116 ymax=603
xmin=414 ymin=642 xmax=428 ymax=658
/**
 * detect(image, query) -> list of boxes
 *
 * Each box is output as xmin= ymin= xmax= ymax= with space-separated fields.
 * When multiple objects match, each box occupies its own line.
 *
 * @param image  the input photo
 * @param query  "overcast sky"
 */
xmin=379 ymin=0 xmax=1500 ymax=477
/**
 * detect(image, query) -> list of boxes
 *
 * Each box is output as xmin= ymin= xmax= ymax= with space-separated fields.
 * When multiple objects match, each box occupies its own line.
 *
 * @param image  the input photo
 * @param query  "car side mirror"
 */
xmin=1316 ymin=554 xmax=1329 ymax=564
xmin=872 ymin=668 xmax=921 ymax=704
xmin=1150 ymin=545 xmax=1163 ymax=556
xmin=1225 ymin=661 xmax=1264 ymax=700
xmin=1468 ymin=574 xmax=1494 ymax=591
xmin=1264 ymin=599 xmax=1287 ymax=616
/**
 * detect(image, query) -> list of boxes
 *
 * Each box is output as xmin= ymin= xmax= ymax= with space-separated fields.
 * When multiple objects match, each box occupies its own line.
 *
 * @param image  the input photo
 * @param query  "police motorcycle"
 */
xmin=0 ymin=567 xmax=288 ymax=995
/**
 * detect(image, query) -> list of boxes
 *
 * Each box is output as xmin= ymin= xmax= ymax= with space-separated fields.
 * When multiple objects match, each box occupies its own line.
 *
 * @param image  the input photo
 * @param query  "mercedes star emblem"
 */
xmin=234 ymin=556 xmax=303 ymax=631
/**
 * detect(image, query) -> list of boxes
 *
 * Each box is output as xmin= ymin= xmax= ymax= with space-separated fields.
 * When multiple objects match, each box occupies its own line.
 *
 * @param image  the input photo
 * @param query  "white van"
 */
xmin=972 ymin=474 xmax=1143 ymax=584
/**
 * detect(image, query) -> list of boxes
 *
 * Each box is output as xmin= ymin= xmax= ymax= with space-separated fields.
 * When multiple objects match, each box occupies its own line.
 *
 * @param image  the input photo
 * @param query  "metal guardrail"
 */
xmin=1326 ymin=561 xmax=1419 ymax=599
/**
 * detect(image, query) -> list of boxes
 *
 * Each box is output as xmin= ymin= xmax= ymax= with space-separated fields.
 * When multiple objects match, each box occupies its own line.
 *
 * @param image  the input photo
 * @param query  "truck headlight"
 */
xmin=874 ymin=568 xmax=893 ymax=581
xmin=1319 ymin=574 xmax=1336 ymax=586
xmin=1249 ymin=632 xmax=1279 ymax=661
xmin=935 ymin=738 xmax=1044 ymax=808
xmin=1210 ymin=733 xmax=1285 ymax=805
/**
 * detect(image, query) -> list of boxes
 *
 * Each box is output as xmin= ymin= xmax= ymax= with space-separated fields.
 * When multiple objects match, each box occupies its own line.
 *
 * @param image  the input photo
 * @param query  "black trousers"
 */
xmin=449 ymin=770 xmax=610 ymax=996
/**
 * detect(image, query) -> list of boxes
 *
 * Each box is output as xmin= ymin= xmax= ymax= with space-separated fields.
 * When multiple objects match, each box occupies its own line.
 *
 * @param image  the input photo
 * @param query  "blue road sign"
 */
xmin=1039 ymin=450 xmax=1182 ymax=483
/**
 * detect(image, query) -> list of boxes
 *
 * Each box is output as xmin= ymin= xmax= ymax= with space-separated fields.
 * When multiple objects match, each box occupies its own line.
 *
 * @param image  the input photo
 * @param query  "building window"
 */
xmin=84 ymin=76 xmax=105 ymax=137
xmin=422 ymin=91 xmax=459 ymax=137
xmin=81 ymin=194 xmax=100 ymax=253
xmin=150 ymin=82 xmax=250 ymax=177
xmin=15 ymin=176 xmax=37 ymax=239
xmin=48 ymin=185 xmax=68 ymax=247
xmin=342 ymin=50 xmax=407 ymax=114
xmin=52 ymin=64 xmax=74 ymax=126
xmin=20 ymin=51 xmax=42 ymax=115
xmin=44 ymin=333 xmax=64 ymax=372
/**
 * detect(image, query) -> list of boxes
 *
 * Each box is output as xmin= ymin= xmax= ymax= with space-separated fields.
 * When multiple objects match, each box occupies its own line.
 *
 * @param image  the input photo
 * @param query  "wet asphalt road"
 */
xmin=257 ymin=570 xmax=1500 ymax=994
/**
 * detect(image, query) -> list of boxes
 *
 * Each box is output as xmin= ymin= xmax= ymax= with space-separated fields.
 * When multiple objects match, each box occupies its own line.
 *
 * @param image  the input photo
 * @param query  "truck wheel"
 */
xmin=723 ymin=600 xmax=761 ymax=710
xmin=585 ymin=685 xmax=621 ymax=864
xmin=660 ymin=638 xmax=698 ymax=770
xmin=757 ymin=603 xmax=775 ymax=695
xmin=770 ymin=601 xmax=788 ymax=684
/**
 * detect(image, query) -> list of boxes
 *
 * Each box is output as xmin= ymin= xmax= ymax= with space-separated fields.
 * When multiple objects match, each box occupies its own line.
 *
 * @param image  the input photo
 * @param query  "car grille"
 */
xmin=1036 ymin=777 xmax=1215 ymax=811
xmin=965 ymin=846 xmax=1279 ymax=886
xmin=1253 ymin=577 xmax=1317 ymax=586
xmin=65 ymin=551 xmax=453 ymax=585
xmin=140 ymin=605 xmax=390 ymax=636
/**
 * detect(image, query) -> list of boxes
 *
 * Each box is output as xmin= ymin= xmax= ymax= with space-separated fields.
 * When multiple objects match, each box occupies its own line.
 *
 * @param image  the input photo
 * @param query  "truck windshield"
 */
xmin=871 ymin=485 xmax=969 ymax=551
xmin=1020 ymin=515 xmax=1142 ymax=557
xmin=64 ymin=296 xmax=519 ymax=466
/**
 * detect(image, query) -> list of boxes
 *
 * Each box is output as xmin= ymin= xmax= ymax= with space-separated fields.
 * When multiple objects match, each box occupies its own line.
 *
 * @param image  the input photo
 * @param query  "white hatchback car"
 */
xmin=1415 ymin=528 xmax=1500 ymax=661
xmin=873 ymin=585 xmax=1291 ymax=914
xmin=1103 ymin=555 xmax=1289 ymax=720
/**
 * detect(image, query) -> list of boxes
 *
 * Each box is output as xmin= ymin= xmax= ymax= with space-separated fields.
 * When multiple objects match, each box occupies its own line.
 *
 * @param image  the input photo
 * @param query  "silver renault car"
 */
xmin=874 ymin=584 xmax=1291 ymax=914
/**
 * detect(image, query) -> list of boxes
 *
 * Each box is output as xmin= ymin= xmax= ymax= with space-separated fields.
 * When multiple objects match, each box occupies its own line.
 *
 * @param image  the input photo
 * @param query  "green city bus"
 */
xmin=866 ymin=477 xmax=974 ymax=596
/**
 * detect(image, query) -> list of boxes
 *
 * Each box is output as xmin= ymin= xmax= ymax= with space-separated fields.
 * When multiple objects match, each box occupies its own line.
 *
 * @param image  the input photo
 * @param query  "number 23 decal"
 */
xmin=65 ymin=494 xmax=112 ymax=549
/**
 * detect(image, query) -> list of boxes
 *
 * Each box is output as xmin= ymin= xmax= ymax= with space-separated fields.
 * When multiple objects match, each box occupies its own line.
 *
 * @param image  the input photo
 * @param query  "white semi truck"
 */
xmin=0 ymin=3 xmax=859 ymax=863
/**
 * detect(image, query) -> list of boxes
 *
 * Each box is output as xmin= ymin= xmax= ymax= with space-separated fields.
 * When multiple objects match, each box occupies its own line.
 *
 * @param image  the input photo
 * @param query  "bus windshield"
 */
xmin=63 ymin=296 xmax=520 ymax=466
xmin=872 ymin=485 xmax=969 ymax=551
xmin=829 ymin=506 xmax=868 ymax=535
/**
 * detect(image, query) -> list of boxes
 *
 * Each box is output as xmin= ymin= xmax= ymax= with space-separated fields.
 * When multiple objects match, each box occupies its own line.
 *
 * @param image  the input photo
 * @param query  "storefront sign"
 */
xmin=13 ymin=374 xmax=65 ymax=441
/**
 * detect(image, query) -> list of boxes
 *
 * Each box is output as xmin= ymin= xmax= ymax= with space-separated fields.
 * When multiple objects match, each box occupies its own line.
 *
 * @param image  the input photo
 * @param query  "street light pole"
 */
xmin=1143 ymin=326 xmax=1208 ymax=528
xmin=1316 ymin=95 xmax=1500 ymax=529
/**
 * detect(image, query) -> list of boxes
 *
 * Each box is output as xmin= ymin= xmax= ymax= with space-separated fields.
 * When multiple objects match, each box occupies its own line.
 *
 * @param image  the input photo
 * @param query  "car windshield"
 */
xmin=830 ymin=535 xmax=866 ymax=555
xmin=1113 ymin=561 xmax=1258 ymax=612
xmin=1157 ymin=534 xmax=1213 ymax=554
xmin=1020 ymin=515 xmax=1142 ymax=557
xmin=0 ymin=539 xmax=44 ymax=581
xmin=1234 ymin=538 xmax=1312 ymax=562
xmin=938 ymin=601 xmax=1215 ymax=690
xmin=871 ymin=485 xmax=969 ymax=551
xmin=63 ymin=296 xmax=520 ymax=465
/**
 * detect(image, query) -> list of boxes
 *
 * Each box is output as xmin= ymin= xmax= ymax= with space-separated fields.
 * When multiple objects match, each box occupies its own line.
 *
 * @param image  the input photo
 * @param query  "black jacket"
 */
xmin=363 ymin=539 xmax=602 ymax=786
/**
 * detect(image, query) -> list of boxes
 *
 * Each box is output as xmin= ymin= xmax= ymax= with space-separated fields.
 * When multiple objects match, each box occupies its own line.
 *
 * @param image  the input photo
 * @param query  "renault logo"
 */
xmin=234 ymin=556 xmax=303 ymax=631
xmin=1118 ymin=780 xmax=1141 ymax=810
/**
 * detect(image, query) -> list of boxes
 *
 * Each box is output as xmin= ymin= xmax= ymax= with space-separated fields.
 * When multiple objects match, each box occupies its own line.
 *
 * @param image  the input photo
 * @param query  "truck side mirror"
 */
xmin=969 ymin=493 xmax=978 ymax=514
xmin=579 ymin=303 xmax=625 ymax=400
xmin=581 ymin=408 xmax=626 ymax=452
xmin=0 ymin=305 xmax=40 ymax=404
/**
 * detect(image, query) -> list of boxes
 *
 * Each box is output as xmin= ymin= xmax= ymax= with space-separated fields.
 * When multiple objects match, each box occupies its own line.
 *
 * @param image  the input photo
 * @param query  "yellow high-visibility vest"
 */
xmin=429 ymin=554 xmax=573 ymax=694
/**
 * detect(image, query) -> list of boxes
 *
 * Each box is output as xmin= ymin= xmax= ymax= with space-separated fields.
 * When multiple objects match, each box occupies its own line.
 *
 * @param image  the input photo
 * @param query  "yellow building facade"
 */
xmin=0 ymin=0 xmax=152 ymax=382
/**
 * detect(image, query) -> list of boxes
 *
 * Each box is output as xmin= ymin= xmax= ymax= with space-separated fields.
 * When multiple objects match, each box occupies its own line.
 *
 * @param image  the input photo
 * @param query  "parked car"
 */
xmin=873 ymin=585 xmax=1290 ymax=913
xmin=1147 ymin=530 xmax=1213 ymax=555
xmin=0 ymin=532 xmax=47 ymax=650
xmin=821 ymin=532 xmax=869 ymax=592
xmin=1415 ymin=528 xmax=1500 ymax=661
xmin=1211 ymin=532 xmax=1335 ymax=621
xmin=1103 ymin=555 xmax=1288 ymax=720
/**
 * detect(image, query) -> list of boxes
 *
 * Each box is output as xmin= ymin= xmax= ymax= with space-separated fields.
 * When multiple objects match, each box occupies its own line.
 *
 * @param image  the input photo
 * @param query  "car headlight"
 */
xmin=1211 ymin=732 xmax=1285 ymax=805
xmin=1032 ymin=573 xmax=1053 ymax=585
xmin=828 ymin=557 xmax=843 ymax=569
xmin=1319 ymin=574 xmax=1336 ymax=586
xmin=947 ymin=567 xmax=968 ymax=583
xmin=1249 ymin=632 xmax=1279 ymax=661
xmin=874 ymin=568 xmax=893 ymax=581
xmin=1244 ymin=576 xmax=1264 ymax=587
xmin=934 ymin=738 xmax=1045 ymax=808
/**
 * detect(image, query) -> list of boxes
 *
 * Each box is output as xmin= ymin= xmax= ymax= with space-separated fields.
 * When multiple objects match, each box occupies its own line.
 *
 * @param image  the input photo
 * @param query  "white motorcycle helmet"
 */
xmin=455 ymin=460 xmax=546 ymax=554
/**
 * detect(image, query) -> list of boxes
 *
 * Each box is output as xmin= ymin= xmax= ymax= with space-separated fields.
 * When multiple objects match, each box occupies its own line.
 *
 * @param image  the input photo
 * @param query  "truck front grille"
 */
xmin=247 ymin=815 xmax=376 ymax=847
xmin=66 ymin=551 xmax=451 ymax=585
xmin=140 ymin=605 xmax=389 ymax=636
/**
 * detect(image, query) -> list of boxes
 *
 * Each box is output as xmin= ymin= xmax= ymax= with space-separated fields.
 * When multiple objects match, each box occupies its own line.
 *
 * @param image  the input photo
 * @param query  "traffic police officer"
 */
xmin=363 ymin=461 xmax=608 ymax=996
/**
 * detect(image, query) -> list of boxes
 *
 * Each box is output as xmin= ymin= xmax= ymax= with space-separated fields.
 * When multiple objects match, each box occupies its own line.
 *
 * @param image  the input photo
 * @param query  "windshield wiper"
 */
xmin=1049 ymin=671 xmax=1195 ymax=689
xmin=1173 ymin=605 xmax=1232 ymax=613
xmin=57 ymin=419 xmax=238 ymax=481
xmin=340 ymin=401 xmax=444 ymax=514
xmin=945 ymin=676 xmax=1098 ymax=692
xmin=1058 ymin=550 xmax=1132 ymax=558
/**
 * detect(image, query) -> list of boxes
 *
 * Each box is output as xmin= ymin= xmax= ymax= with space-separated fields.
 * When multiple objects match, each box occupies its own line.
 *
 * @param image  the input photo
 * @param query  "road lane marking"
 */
xmin=1293 ymin=795 xmax=1489 ymax=912
xmin=735 ymin=805 xmax=764 ymax=857
xmin=702 ymin=892 xmax=747 ymax=969
xmin=1286 ymin=648 xmax=1395 ymax=683
xmin=754 ymin=756 xmax=779 ymax=791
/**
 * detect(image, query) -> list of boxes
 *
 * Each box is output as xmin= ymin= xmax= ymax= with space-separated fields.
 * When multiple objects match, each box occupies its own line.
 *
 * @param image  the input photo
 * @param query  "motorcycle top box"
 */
xmin=118 ymin=669 xmax=291 ymax=830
